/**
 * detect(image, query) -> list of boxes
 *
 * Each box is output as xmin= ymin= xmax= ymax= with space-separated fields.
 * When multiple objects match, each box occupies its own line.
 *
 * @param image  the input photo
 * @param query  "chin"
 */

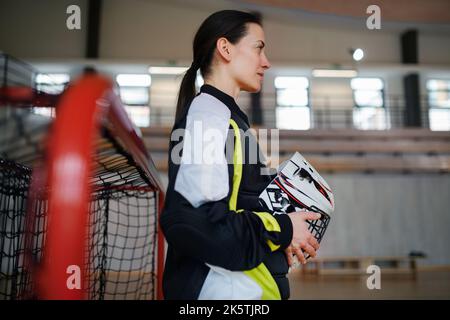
xmin=241 ymin=82 xmax=261 ymax=93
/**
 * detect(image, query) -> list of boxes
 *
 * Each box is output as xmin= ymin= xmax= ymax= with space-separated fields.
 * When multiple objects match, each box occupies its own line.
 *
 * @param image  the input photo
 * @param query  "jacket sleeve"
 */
xmin=160 ymin=191 xmax=293 ymax=271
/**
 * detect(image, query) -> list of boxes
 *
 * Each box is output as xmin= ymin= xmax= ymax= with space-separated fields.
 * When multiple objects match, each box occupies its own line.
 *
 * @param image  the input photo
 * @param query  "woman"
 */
xmin=160 ymin=10 xmax=321 ymax=300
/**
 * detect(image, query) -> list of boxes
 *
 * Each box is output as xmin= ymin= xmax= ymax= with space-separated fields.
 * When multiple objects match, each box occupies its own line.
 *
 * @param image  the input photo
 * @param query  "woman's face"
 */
xmin=229 ymin=23 xmax=271 ymax=93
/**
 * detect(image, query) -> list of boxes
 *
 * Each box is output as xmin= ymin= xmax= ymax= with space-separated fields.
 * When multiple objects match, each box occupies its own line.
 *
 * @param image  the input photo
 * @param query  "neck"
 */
xmin=204 ymin=68 xmax=240 ymax=100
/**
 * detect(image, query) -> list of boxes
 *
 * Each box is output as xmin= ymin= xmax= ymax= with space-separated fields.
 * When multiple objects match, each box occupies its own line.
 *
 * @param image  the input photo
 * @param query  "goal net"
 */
xmin=0 ymin=53 xmax=165 ymax=300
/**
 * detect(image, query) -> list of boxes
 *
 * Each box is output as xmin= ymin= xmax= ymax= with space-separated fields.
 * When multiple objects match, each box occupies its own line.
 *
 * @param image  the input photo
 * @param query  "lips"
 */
xmin=257 ymin=72 xmax=264 ymax=78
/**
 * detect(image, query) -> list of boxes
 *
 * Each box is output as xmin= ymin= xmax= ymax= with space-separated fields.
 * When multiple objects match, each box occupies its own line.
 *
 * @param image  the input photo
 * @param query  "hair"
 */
xmin=174 ymin=10 xmax=262 ymax=123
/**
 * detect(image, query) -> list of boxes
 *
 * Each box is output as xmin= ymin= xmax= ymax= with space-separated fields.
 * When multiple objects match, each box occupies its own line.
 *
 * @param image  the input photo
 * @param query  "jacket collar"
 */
xmin=200 ymin=84 xmax=250 ymax=126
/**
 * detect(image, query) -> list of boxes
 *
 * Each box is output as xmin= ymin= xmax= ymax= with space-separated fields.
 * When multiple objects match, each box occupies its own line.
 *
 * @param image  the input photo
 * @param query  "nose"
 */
xmin=261 ymin=52 xmax=271 ymax=69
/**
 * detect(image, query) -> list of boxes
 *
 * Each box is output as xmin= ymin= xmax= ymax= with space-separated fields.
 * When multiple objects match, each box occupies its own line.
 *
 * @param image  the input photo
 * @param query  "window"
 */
xmin=116 ymin=74 xmax=151 ymax=127
xmin=427 ymin=79 xmax=450 ymax=131
xmin=35 ymin=73 xmax=69 ymax=94
xmin=427 ymin=80 xmax=450 ymax=108
xmin=124 ymin=105 xmax=150 ymax=128
xmin=351 ymin=77 xmax=387 ymax=130
xmin=275 ymin=77 xmax=310 ymax=130
xmin=119 ymin=87 xmax=149 ymax=105
xmin=351 ymin=78 xmax=384 ymax=108
xmin=34 ymin=73 xmax=70 ymax=117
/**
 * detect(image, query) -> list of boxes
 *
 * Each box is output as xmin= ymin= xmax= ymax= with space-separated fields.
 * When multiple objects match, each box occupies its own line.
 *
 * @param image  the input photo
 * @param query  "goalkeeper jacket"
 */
xmin=160 ymin=84 xmax=293 ymax=300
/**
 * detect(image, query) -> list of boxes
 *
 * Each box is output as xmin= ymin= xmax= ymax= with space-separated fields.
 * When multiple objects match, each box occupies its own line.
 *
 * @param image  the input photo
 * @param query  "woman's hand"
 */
xmin=285 ymin=211 xmax=321 ymax=266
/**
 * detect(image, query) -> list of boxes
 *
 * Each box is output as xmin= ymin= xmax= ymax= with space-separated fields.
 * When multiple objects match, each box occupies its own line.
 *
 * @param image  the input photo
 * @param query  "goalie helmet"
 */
xmin=259 ymin=152 xmax=334 ymax=246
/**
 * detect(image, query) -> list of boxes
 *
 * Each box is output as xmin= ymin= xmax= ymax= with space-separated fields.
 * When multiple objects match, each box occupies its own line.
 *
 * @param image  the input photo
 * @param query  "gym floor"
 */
xmin=288 ymin=268 xmax=450 ymax=299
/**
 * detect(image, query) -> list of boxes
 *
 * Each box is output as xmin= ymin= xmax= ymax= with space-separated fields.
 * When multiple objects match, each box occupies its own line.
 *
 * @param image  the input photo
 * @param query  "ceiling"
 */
xmin=241 ymin=0 xmax=450 ymax=24
xmin=160 ymin=0 xmax=450 ymax=34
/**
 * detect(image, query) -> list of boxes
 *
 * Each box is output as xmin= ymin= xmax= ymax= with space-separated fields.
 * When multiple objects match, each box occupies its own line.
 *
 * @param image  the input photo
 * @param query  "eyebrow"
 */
xmin=256 ymin=40 xmax=265 ymax=48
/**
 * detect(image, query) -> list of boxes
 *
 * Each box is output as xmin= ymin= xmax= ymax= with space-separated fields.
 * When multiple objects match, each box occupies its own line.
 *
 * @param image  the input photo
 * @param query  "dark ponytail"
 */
xmin=174 ymin=10 xmax=261 ymax=124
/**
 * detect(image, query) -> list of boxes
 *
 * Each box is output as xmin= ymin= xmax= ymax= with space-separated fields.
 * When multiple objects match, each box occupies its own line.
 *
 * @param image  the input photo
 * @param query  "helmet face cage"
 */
xmin=307 ymin=209 xmax=330 ymax=244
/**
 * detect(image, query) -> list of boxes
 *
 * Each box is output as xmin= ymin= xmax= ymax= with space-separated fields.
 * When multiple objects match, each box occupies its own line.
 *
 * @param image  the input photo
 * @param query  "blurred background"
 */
xmin=1 ymin=0 xmax=450 ymax=299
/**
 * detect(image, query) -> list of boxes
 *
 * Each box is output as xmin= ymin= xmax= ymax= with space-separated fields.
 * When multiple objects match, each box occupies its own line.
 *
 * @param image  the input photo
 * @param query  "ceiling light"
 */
xmin=352 ymin=48 xmax=364 ymax=61
xmin=148 ymin=66 xmax=189 ymax=75
xmin=312 ymin=69 xmax=358 ymax=78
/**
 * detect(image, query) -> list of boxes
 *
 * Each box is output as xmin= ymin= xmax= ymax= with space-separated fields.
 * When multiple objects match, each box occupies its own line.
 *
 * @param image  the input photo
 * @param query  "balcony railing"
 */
xmin=146 ymin=95 xmax=448 ymax=130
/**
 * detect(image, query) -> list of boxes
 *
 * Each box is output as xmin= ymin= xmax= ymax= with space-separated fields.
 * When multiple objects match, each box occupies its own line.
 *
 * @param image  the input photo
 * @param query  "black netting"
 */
xmin=0 ymin=159 xmax=35 ymax=299
xmin=86 ymin=185 xmax=157 ymax=300
xmin=0 ymin=108 xmax=159 ymax=300
xmin=0 ymin=159 xmax=48 ymax=300
xmin=84 ymin=129 xmax=158 ymax=300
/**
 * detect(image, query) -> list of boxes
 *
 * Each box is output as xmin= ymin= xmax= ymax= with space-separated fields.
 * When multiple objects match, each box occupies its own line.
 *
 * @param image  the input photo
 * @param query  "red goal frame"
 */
xmin=2 ymin=73 xmax=165 ymax=300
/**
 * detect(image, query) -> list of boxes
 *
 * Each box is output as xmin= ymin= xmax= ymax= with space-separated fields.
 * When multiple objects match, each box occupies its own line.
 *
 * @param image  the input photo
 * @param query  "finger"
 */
xmin=309 ymin=236 xmax=320 ymax=251
xmin=293 ymin=247 xmax=307 ymax=265
xmin=301 ymin=242 xmax=317 ymax=259
xmin=285 ymin=247 xmax=293 ymax=266
xmin=302 ymin=211 xmax=322 ymax=221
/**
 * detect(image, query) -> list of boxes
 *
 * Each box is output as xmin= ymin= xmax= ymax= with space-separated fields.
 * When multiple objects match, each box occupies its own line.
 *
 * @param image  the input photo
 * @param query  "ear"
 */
xmin=216 ymin=37 xmax=232 ymax=62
